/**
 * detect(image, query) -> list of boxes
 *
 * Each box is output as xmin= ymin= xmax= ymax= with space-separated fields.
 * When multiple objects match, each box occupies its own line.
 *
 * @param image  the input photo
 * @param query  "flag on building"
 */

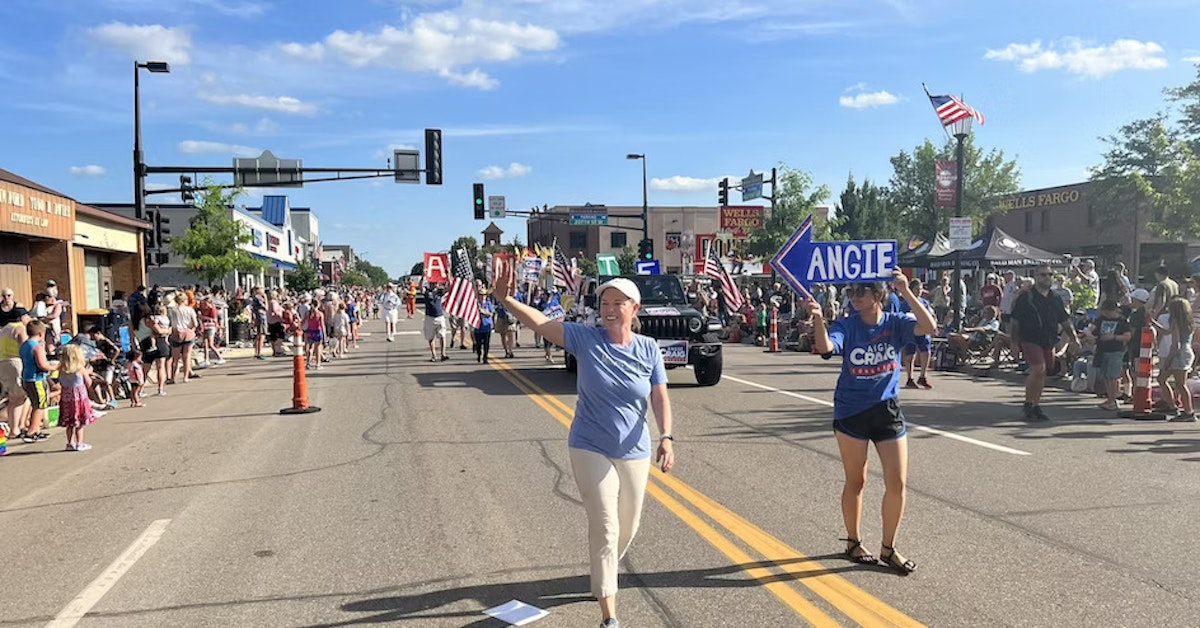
xmin=703 ymin=243 xmax=744 ymax=312
xmin=552 ymin=244 xmax=578 ymax=295
xmin=442 ymin=247 xmax=482 ymax=329
xmin=927 ymin=92 xmax=986 ymax=127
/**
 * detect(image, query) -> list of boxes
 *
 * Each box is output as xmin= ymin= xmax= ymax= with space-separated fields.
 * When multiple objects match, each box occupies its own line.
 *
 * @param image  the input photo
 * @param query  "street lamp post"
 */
xmin=626 ymin=154 xmax=649 ymax=247
xmin=133 ymin=60 xmax=170 ymax=221
xmin=949 ymin=116 xmax=972 ymax=333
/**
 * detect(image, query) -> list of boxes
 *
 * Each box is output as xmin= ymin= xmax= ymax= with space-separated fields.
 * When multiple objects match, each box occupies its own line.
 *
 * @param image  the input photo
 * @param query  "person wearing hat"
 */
xmin=1122 ymin=288 xmax=1152 ymax=399
xmin=494 ymin=262 xmax=675 ymax=628
xmin=1011 ymin=265 xmax=1080 ymax=421
xmin=808 ymin=269 xmax=935 ymax=576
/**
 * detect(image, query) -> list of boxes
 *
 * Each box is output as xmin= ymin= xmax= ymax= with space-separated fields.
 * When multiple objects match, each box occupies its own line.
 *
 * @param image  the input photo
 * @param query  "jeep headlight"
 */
xmin=688 ymin=316 xmax=703 ymax=333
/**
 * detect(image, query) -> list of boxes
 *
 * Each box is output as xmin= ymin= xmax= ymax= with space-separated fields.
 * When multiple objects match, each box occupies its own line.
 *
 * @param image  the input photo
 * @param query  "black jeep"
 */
xmin=565 ymin=274 xmax=724 ymax=386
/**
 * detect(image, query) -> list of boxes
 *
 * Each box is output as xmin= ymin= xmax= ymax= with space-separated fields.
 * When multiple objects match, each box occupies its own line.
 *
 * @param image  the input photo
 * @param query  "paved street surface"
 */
xmin=3 ymin=316 xmax=1198 ymax=627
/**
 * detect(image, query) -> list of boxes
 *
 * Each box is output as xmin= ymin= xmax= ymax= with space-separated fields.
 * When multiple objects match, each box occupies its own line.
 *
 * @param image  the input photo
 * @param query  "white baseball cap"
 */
xmin=1129 ymin=288 xmax=1151 ymax=302
xmin=597 ymin=277 xmax=641 ymax=304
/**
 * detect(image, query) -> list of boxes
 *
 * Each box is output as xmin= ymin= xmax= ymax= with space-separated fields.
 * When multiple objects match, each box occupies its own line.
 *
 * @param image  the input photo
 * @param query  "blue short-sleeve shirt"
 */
xmin=562 ymin=322 xmax=668 ymax=459
xmin=827 ymin=312 xmax=917 ymax=420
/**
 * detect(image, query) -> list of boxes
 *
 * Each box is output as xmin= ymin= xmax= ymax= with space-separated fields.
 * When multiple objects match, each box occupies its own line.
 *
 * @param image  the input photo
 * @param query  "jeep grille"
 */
xmin=641 ymin=316 xmax=689 ymax=340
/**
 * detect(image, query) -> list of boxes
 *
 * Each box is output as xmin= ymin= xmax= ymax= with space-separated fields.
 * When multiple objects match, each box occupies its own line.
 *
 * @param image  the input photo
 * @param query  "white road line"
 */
xmin=47 ymin=519 xmax=172 ymax=628
xmin=721 ymin=374 xmax=1031 ymax=456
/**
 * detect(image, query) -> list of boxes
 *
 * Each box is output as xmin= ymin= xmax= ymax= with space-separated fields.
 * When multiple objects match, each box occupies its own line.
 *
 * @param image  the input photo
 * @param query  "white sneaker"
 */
xmin=93 ymin=411 xmax=108 ymax=419
xmin=215 ymin=359 xmax=227 ymax=365
xmin=74 ymin=443 xmax=92 ymax=451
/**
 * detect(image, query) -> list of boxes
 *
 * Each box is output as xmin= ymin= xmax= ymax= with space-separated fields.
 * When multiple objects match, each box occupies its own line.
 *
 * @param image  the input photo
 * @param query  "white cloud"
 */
xmin=1184 ymin=56 xmax=1200 ymax=64
xmin=178 ymin=140 xmax=261 ymax=157
xmin=478 ymin=162 xmax=532 ymax=179
xmin=88 ymin=22 xmax=192 ymax=65
xmin=651 ymin=175 xmax=733 ymax=193
xmin=984 ymin=38 xmax=1168 ymax=77
xmin=69 ymin=165 xmax=106 ymax=177
xmin=279 ymin=12 xmax=559 ymax=90
xmin=230 ymin=117 xmax=279 ymax=135
xmin=373 ymin=143 xmax=420 ymax=161
xmin=839 ymin=89 xmax=899 ymax=109
xmin=199 ymin=93 xmax=318 ymax=115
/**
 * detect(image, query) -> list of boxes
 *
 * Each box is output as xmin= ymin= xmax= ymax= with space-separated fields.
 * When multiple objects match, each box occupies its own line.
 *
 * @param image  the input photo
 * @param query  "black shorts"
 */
xmin=268 ymin=322 xmax=286 ymax=341
xmin=833 ymin=399 xmax=906 ymax=443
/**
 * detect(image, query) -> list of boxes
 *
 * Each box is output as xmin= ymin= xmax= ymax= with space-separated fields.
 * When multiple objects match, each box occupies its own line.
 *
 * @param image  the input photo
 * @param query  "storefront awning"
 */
xmin=250 ymin=253 xmax=297 ymax=271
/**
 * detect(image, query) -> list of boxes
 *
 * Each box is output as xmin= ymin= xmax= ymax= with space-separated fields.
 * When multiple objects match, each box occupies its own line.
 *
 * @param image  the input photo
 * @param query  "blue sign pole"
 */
xmin=770 ymin=214 xmax=897 ymax=299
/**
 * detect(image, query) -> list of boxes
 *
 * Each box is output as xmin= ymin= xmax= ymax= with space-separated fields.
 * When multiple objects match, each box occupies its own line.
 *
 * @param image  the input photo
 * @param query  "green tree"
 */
xmin=1166 ymin=62 xmax=1200 ymax=151
xmin=745 ymin=164 xmax=831 ymax=258
xmin=286 ymin=260 xmax=321 ymax=293
xmin=576 ymin=256 xmax=598 ymax=279
xmin=339 ymin=268 xmax=369 ymax=288
xmin=618 ymin=245 xmax=637 ymax=274
xmin=354 ymin=259 xmax=390 ymax=288
xmin=887 ymin=135 xmax=1021 ymax=240
xmin=833 ymin=174 xmax=902 ymax=241
xmin=170 ymin=181 xmax=267 ymax=286
xmin=451 ymin=236 xmax=479 ymax=258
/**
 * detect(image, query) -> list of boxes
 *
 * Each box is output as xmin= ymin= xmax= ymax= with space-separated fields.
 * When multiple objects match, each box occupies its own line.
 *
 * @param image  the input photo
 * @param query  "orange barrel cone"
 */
xmin=280 ymin=330 xmax=321 ymax=415
xmin=765 ymin=305 xmax=780 ymax=353
xmin=1120 ymin=326 xmax=1163 ymax=420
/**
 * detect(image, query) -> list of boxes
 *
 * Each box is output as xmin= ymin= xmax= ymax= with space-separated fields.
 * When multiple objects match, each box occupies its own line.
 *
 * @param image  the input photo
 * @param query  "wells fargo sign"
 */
xmin=719 ymin=206 xmax=764 ymax=238
xmin=0 ymin=181 xmax=75 ymax=240
xmin=995 ymin=187 xmax=1084 ymax=212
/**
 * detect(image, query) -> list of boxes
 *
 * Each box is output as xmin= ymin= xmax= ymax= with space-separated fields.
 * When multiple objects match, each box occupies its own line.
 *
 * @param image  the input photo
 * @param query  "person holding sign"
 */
xmin=808 ymin=269 xmax=936 ymax=575
xmin=494 ymin=260 xmax=676 ymax=628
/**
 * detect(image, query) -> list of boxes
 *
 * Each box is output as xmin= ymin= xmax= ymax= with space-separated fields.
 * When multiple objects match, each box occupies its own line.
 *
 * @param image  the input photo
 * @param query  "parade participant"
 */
xmin=19 ymin=321 xmax=58 ymax=443
xmin=57 ymin=344 xmax=104 ymax=451
xmin=424 ymin=285 xmax=449 ymax=362
xmin=1011 ymin=265 xmax=1080 ymax=421
xmin=381 ymin=284 xmax=401 ymax=342
xmin=474 ymin=289 xmax=494 ymax=363
xmin=495 ymin=262 xmax=675 ymax=628
xmin=809 ymin=269 xmax=935 ymax=575
xmin=406 ymin=280 xmax=417 ymax=319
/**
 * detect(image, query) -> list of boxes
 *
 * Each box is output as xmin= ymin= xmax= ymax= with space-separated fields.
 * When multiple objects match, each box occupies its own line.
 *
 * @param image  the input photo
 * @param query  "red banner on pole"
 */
xmin=424 ymin=252 xmax=449 ymax=284
xmin=935 ymin=160 xmax=957 ymax=208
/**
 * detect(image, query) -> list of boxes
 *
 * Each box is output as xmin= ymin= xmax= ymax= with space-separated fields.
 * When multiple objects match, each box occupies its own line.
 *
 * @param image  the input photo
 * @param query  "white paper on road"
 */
xmin=483 ymin=599 xmax=548 ymax=625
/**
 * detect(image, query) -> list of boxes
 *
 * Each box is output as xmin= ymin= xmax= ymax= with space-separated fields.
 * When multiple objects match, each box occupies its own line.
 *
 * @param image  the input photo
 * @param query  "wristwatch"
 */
xmin=660 ymin=434 xmax=675 ymax=442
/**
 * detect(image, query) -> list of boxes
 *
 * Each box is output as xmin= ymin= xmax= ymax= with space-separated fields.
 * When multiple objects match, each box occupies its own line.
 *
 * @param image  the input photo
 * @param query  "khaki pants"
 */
xmin=569 ymin=447 xmax=651 ymax=599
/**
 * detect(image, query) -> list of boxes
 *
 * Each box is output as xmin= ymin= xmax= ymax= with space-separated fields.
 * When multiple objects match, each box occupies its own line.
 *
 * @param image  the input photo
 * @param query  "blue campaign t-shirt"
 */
xmin=562 ymin=322 xmax=668 ymax=460
xmin=898 ymin=296 xmax=932 ymax=339
xmin=478 ymin=300 xmax=495 ymax=332
xmin=827 ymin=312 xmax=918 ymax=420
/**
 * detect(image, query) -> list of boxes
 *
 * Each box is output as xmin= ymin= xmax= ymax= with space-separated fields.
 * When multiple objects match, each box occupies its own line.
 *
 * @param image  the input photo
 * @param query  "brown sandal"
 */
xmin=839 ymin=538 xmax=877 ymax=564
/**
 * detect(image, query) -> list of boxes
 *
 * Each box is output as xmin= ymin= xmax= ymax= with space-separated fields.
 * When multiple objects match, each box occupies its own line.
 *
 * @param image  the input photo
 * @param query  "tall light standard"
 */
xmin=626 ymin=153 xmax=649 ymax=250
xmin=133 ymin=60 xmax=170 ymax=220
xmin=949 ymin=116 xmax=971 ymax=333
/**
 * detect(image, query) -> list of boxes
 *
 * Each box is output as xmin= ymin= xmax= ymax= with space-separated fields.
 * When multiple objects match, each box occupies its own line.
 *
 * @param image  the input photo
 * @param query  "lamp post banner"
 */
xmin=935 ymin=160 xmax=957 ymax=208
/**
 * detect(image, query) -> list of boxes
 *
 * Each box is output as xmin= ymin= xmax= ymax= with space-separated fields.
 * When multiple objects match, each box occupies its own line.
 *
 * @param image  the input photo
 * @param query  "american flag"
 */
xmin=928 ymin=94 xmax=985 ymax=127
xmin=551 ymin=244 xmax=578 ymax=295
xmin=442 ymin=247 xmax=482 ymax=329
xmin=703 ymin=244 xmax=744 ymax=313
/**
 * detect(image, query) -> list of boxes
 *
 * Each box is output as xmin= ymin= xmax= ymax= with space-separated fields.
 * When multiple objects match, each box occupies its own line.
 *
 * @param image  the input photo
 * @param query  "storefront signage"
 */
xmin=995 ymin=188 xmax=1083 ymax=211
xmin=0 ymin=182 xmax=75 ymax=240
xmin=719 ymin=206 xmax=764 ymax=239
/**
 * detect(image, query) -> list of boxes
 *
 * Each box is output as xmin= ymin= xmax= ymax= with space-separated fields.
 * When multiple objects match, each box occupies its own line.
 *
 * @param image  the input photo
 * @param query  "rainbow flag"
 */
xmin=0 ymin=421 xmax=8 ymax=456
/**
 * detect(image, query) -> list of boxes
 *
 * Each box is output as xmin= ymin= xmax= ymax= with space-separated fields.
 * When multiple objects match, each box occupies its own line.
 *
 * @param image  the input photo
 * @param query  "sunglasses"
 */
xmin=849 ymin=284 xmax=879 ymax=297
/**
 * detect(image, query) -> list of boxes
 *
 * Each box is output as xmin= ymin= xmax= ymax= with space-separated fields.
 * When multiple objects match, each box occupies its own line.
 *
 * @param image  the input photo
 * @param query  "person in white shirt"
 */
xmin=999 ymin=270 xmax=1020 ymax=331
xmin=380 ymin=284 xmax=401 ymax=341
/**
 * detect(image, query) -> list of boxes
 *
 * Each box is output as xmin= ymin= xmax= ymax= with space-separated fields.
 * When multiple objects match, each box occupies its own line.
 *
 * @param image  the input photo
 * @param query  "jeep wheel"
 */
xmin=565 ymin=352 xmax=578 ymax=374
xmin=694 ymin=354 xmax=722 ymax=386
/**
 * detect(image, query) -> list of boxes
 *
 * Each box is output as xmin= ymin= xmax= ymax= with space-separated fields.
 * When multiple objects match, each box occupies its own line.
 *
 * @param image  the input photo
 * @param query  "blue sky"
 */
xmin=2 ymin=0 xmax=1198 ymax=277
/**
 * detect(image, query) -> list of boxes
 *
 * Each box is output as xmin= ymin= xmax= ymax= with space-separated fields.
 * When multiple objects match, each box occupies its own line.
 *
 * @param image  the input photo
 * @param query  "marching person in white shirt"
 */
xmin=380 ymin=284 xmax=401 ymax=342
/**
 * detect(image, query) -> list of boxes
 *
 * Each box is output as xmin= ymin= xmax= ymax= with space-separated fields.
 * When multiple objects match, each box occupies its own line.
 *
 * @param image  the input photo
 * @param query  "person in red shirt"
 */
xmin=980 ymin=274 xmax=1003 ymax=309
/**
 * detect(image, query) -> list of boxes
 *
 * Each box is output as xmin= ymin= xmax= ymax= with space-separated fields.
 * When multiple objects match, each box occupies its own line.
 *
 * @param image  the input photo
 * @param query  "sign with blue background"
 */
xmin=771 ymin=215 xmax=897 ymax=298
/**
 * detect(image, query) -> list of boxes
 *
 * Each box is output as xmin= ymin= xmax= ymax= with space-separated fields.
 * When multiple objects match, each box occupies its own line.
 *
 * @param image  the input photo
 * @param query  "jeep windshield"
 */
xmin=626 ymin=275 xmax=686 ymax=305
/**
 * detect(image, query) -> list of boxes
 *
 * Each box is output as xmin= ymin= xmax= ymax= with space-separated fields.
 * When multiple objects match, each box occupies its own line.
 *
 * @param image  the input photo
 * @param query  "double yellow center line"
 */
xmin=489 ymin=359 xmax=924 ymax=627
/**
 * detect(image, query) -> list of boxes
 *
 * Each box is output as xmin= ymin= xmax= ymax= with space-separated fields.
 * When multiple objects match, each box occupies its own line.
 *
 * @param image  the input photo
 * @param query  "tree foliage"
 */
xmin=744 ymin=164 xmax=831 ymax=258
xmin=286 ymin=260 xmax=321 ymax=293
xmin=618 ymin=245 xmax=637 ymax=275
xmin=170 ymin=181 xmax=267 ymax=286
xmin=832 ymin=175 xmax=903 ymax=241
xmin=887 ymin=135 xmax=1021 ymax=240
xmin=339 ymin=268 xmax=369 ymax=288
xmin=354 ymin=259 xmax=390 ymax=288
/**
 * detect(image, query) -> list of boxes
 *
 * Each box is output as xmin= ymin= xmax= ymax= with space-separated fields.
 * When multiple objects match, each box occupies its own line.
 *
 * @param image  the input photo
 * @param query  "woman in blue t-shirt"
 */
xmin=809 ymin=269 xmax=936 ymax=575
xmin=495 ymin=261 xmax=675 ymax=628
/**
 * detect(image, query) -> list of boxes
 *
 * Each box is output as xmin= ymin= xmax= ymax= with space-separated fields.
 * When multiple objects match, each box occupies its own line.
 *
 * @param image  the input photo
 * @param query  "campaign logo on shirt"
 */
xmin=848 ymin=335 xmax=898 ymax=378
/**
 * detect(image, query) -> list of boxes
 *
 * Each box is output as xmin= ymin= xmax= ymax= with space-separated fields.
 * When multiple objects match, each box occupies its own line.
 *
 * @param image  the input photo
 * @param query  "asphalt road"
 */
xmin=2 ymin=315 xmax=1197 ymax=627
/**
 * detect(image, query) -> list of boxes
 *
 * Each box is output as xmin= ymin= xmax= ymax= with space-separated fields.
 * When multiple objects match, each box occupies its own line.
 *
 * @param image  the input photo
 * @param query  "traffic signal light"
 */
xmin=473 ymin=183 xmax=485 ymax=220
xmin=180 ymin=175 xmax=195 ymax=203
xmin=638 ymin=238 xmax=654 ymax=261
xmin=424 ymin=129 xmax=443 ymax=185
xmin=154 ymin=210 xmax=171 ymax=249
xmin=717 ymin=178 xmax=729 ymax=206
xmin=143 ymin=210 xmax=157 ymax=251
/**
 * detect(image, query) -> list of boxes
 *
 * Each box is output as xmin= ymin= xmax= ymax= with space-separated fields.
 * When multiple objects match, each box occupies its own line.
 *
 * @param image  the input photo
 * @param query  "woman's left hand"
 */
xmin=656 ymin=439 xmax=674 ymax=473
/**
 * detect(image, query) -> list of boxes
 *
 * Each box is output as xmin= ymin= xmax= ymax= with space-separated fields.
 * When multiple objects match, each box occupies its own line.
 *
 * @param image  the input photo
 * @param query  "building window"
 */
xmin=610 ymin=232 xmax=627 ymax=248
xmin=569 ymin=231 xmax=587 ymax=250
xmin=1040 ymin=210 xmax=1049 ymax=232
xmin=1024 ymin=211 xmax=1033 ymax=233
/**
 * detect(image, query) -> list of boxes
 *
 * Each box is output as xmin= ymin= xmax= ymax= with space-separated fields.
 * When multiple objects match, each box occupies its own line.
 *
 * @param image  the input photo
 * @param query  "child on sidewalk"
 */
xmin=1091 ymin=299 xmax=1132 ymax=411
xmin=127 ymin=348 xmax=145 ymax=408
xmin=331 ymin=303 xmax=350 ymax=358
xmin=58 ymin=344 xmax=105 ymax=451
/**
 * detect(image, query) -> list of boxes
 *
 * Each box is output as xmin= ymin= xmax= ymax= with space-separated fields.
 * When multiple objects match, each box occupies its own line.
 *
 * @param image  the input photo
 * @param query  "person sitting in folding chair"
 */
xmin=948 ymin=305 xmax=1001 ymax=363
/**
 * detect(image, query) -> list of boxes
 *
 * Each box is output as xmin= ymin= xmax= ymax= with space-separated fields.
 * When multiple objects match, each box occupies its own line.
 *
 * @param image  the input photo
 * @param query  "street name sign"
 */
xmin=771 ymin=214 xmax=897 ymax=299
xmin=741 ymin=172 xmax=763 ymax=202
xmin=570 ymin=209 xmax=608 ymax=226
xmin=488 ymin=195 xmax=506 ymax=219
xmin=635 ymin=260 xmax=661 ymax=275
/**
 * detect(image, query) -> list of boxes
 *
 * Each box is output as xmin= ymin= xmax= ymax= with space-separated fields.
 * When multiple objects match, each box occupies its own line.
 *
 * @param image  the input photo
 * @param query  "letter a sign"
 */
xmin=771 ymin=214 xmax=897 ymax=299
xmin=424 ymin=252 xmax=450 ymax=284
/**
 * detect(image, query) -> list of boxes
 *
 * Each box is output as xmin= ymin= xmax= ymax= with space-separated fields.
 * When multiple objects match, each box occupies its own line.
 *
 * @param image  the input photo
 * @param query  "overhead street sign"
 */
xmin=392 ymin=149 xmax=420 ymax=183
xmin=741 ymin=172 xmax=763 ymax=202
xmin=488 ymin=195 xmax=506 ymax=219
xmin=771 ymin=214 xmax=897 ymax=299
xmin=570 ymin=209 xmax=609 ymax=226
xmin=234 ymin=150 xmax=303 ymax=188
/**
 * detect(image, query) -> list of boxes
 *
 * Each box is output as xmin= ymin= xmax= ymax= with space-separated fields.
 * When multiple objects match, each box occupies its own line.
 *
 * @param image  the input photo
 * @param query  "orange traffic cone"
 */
xmin=765 ymin=306 xmax=780 ymax=353
xmin=1120 ymin=326 xmax=1164 ymax=420
xmin=280 ymin=330 xmax=322 ymax=415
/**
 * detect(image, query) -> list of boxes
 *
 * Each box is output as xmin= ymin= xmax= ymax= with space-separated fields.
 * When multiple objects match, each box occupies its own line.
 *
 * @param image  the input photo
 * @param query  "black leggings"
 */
xmin=474 ymin=330 xmax=492 ymax=359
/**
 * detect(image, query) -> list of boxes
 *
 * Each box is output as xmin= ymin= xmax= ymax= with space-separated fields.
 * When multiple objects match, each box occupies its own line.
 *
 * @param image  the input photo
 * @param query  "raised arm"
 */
xmin=494 ymin=261 xmax=566 ymax=348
